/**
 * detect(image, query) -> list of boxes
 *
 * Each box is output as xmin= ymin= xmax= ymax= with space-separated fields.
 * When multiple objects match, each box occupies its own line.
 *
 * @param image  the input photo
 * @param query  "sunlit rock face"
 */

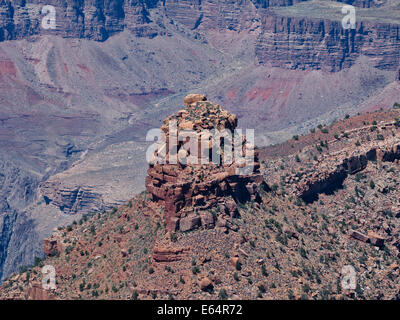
xmin=146 ymin=95 xmax=267 ymax=232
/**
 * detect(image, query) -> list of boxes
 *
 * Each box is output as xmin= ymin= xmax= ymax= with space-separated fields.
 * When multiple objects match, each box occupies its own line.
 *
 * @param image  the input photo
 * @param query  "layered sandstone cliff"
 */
xmin=0 ymin=0 xmax=158 ymax=41
xmin=2 ymin=0 xmax=386 ymax=42
xmin=1 ymin=1 xmax=399 ymax=73
xmin=0 ymin=0 xmax=271 ymax=41
xmin=256 ymin=3 xmax=400 ymax=71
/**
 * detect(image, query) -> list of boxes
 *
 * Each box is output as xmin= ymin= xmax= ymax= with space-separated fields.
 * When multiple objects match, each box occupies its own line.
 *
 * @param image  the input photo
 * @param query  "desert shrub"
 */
xmin=235 ymin=260 xmax=242 ymax=271
xmin=131 ymin=290 xmax=139 ymax=300
xmin=370 ymin=180 xmax=375 ymax=189
xmin=294 ymin=198 xmax=303 ymax=206
xmin=299 ymin=247 xmax=307 ymax=258
xmin=65 ymin=245 xmax=74 ymax=255
xmin=192 ymin=266 xmax=200 ymax=274
xmin=302 ymin=283 xmax=310 ymax=293
xmin=34 ymin=257 xmax=43 ymax=267
xmin=261 ymin=265 xmax=268 ymax=277
xmin=258 ymin=284 xmax=266 ymax=293
xmin=218 ymin=289 xmax=228 ymax=300
xmin=170 ymin=233 xmax=177 ymax=242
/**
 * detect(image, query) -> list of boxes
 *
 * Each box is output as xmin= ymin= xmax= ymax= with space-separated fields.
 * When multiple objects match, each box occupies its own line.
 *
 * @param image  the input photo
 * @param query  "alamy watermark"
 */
xmin=341 ymin=1 xmax=385 ymax=30
xmin=42 ymin=265 xmax=56 ymax=290
xmin=146 ymin=120 xmax=256 ymax=176
xmin=41 ymin=5 xmax=56 ymax=30
xmin=341 ymin=265 xmax=356 ymax=290
xmin=342 ymin=5 xmax=356 ymax=30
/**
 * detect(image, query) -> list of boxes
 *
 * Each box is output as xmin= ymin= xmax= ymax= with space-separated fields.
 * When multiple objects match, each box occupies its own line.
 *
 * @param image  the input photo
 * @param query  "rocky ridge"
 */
xmin=2 ymin=108 xmax=400 ymax=300
xmin=282 ymin=118 xmax=400 ymax=202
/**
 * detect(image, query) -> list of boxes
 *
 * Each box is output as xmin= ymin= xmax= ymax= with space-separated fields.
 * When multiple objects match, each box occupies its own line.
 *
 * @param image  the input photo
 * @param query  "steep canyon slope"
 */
xmin=0 ymin=0 xmax=399 ymax=281
xmin=2 ymin=106 xmax=400 ymax=300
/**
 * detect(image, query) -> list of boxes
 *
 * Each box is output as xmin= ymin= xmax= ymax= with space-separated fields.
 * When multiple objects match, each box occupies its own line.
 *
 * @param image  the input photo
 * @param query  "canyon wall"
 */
xmin=0 ymin=0 xmax=321 ymax=41
xmin=1 ymin=1 xmax=399 ymax=73
xmin=0 ymin=0 xmax=158 ymax=41
xmin=0 ymin=0 xmax=263 ymax=41
xmin=255 ymin=12 xmax=400 ymax=72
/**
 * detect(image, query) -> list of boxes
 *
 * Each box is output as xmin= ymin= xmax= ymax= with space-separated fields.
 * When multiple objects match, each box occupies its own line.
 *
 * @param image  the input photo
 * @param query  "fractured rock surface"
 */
xmin=146 ymin=95 xmax=267 ymax=232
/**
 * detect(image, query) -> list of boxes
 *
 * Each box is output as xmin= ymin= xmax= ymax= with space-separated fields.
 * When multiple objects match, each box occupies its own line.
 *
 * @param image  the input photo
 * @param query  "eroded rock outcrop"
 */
xmin=38 ymin=181 xmax=104 ymax=215
xmin=146 ymin=95 xmax=267 ymax=232
xmin=294 ymin=135 xmax=400 ymax=202
xmin=349 ymin=229 xmax=385 ymax=247
xmin=26 ymin=282 xmax=56 ymax=300
xmin=43 ymin=238 xmax=63 ymax=257
xmin=152 ymin=246 xmax=190 ymax=262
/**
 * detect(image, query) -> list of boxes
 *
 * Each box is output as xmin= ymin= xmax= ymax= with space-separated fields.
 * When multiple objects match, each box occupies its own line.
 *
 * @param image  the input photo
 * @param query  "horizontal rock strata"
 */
xmin=146 ymin=95 xmax=267 ymax=232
